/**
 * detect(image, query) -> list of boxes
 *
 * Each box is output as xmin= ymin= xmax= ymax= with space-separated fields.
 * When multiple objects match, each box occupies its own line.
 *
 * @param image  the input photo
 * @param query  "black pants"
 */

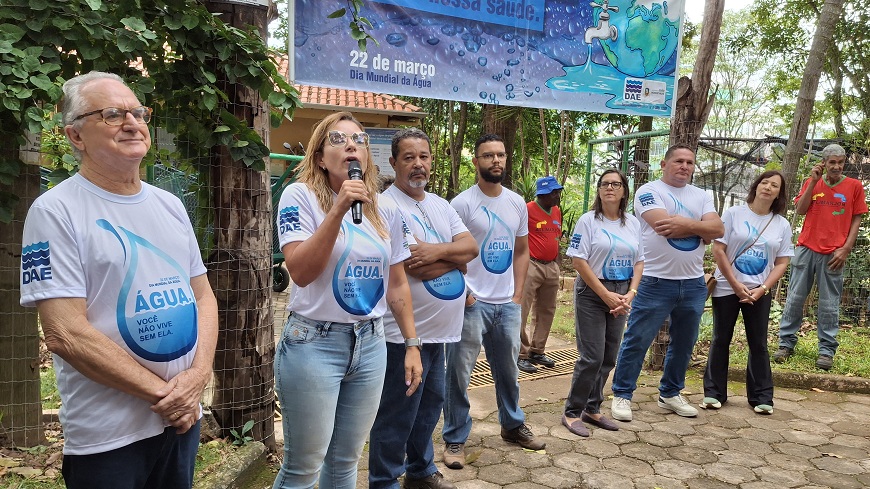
xmin=704 ymin=294 xmax=774 ymax=407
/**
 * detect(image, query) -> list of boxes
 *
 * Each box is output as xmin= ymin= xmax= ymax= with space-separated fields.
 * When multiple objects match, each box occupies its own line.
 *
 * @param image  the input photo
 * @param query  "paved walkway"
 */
xmin=271 ymin=290 xmax=870 ymax=488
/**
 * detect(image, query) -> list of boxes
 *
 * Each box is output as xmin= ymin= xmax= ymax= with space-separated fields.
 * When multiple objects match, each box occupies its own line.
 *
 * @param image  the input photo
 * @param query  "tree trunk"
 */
xmin=633 ymin=116 xmax=653 ymax=187
xmin=446 ymin=102 xmax=467 ymax=200
xmin=651 ymin=0 xmax=725 ymax=371
xmin=204 ymin=0 xmax=276 ymax=451
xmin=670 ymin=0 xmax=725 ymax=150
xmin=0 ymin=162 xmax=43 ymax=447
xmin=482 ymin=104 xmax=520 ymax=189
xmin=539 ymin=108 xmax=550 ymax=175
xmin=781 ymin=0 xmax=846 ymax=193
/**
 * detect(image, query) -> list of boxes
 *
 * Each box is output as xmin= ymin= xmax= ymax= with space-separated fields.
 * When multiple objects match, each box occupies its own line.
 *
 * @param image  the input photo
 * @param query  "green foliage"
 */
xmin=0 ymin=0 xmax=301 ymax=221
xmin=229 ymin=419 xmax=255 ymax=446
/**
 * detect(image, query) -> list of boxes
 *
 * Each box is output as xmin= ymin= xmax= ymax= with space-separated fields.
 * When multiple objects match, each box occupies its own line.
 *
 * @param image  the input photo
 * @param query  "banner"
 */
xmin=291 ymin=0 xmax=684 ymax=117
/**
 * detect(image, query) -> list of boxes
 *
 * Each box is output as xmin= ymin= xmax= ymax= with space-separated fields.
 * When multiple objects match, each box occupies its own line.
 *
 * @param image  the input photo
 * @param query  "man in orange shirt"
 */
xmin=774 ymin=144 xmax=867 ymax=371
xmin=518 ymin=176 xmax=563 ymax=374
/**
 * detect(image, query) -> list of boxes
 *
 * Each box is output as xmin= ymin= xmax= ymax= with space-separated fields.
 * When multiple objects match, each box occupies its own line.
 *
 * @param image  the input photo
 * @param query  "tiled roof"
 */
xmin=275 ymin=54 xmax=423 ymax=115
xmin=294 ymin=84 xmax=423 ymax=114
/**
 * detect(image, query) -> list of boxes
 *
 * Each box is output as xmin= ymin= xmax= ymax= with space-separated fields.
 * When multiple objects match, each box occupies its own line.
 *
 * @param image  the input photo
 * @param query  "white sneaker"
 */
xmin=658 ymin=394 xmax=698 ymax=417
xmin=611 ymin=397 xmax=633 ymax=422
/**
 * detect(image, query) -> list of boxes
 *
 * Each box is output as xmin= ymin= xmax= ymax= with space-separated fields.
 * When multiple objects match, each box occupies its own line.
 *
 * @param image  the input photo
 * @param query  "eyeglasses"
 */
xmin=327 ymin=130 xmax=369 ymax=147
xmin=599 ymin=181 xmax=624 ymax=189
xmin=476 ymin=152 xmax=507 ymax=162
xmin=73 ymin=106 xmax=152 ymax=126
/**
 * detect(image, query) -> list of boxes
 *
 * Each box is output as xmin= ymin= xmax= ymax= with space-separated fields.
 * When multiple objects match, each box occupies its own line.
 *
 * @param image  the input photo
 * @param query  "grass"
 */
xmin=0 ymin=437 xmax=237 ymax=489
xmin=548 ymin=284 xmax=870 ymax=378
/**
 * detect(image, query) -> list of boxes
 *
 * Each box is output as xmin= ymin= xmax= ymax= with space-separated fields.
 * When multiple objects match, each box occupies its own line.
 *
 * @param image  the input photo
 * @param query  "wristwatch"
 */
xmin=405 ymin=337 xmax=423 ymax=348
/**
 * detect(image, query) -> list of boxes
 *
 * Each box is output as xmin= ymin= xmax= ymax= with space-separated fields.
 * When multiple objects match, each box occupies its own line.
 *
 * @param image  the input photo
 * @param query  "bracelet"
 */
xmin=629 ymin=288 xmax=638 ymax=295
xmin=760 ymin=284 xmax=770 ymax=295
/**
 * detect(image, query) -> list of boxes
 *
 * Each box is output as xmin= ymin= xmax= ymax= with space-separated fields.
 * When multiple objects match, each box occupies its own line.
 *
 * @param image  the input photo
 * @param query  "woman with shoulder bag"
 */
xmin=701 ymin=170 xmax=793 ymax=415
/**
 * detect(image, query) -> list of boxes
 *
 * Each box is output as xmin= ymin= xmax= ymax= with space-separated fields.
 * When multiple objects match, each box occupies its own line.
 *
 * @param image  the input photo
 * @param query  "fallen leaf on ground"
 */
xmin=810 ymin=388 xmax=826 ymax=392
xmin=536 ymin=397 xmax=549 ymax=402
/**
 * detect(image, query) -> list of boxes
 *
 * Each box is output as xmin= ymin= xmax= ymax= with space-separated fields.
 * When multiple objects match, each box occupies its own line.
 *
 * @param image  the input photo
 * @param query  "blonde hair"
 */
xmin=296 ymin=112 xmax=388 ymax=238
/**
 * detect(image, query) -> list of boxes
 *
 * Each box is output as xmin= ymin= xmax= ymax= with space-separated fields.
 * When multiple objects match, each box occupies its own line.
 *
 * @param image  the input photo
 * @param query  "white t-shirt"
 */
xmin=713 ymin=205 xmax=794 ymax=297
xmin=20 ymin=173 xmax=206 ymax=455
xmin=277 ymin=182 xmax=411 ymax=322
xmin=381 ymin=186 xmax=468 ymax=343
xmin=451 ymin=185 xmax=528 ymax=304
xmin=634 ymin=179 xmax=716 ymax=279
xmin=567 ymin=211 xmax=645 ymax=280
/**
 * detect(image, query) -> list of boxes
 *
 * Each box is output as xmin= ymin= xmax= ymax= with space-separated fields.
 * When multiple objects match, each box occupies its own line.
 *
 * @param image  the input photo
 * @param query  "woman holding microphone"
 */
xmin=273 ymin=112 xmax=422 ymax=488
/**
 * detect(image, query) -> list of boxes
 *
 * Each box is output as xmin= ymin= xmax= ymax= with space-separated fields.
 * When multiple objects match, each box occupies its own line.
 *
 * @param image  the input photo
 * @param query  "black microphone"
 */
xmin=347 ymin=159 xmax=363 ymax=224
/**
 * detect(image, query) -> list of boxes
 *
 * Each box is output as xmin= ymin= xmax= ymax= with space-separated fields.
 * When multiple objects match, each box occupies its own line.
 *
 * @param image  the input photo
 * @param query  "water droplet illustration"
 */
xmin=332 ymin=223 xmax=387 ymax=315
xmin=386 ymin=33 xmax=406 ymax=47
xmin=479 ymin=91 xmax=488 ymax=99
xmin=479 ymin=208 xmax=514 ymax=274
xmin=426 ymin=36 xmax=440 ymax=46
xmin=98 ymin=219 xmax=198 ymax=362
xmin=478 ymin=56 xmax=488 ymax=67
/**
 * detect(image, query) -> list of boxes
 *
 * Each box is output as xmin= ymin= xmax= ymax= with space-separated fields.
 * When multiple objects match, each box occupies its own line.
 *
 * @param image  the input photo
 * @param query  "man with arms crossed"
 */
xmin=20 ymin=71 xmax=218 ymax=489
xmin=774 ymin=144 xmax=867 ymax=370
xmin=369 ymin=128 xmax=478 ymax=489
xmin=442 ymin=134 xmax=545 ymax=470
xmin=610 ymin=144 xmax=724 ymax=421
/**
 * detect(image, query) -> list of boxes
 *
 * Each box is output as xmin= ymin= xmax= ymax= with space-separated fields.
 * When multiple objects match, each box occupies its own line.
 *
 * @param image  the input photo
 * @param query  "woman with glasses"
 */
xmin=273 ymin=112 xmax=423 ymax=488
xmin=562 ymin=169 xmax=643 ymax=436
xmin=701 ymin=170 xmax=793 ymax=415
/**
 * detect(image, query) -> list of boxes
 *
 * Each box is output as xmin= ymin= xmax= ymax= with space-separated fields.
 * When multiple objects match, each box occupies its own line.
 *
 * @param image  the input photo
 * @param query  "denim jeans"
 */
xmin=272 ymin=312 xmax=387 ymax=489
xmin=62 ymin=422 xmax=200 ymax=489
xmin=564 ymin=277 xmax=628 ymax=418
xmin=368 ymin=342 xmax=446 ymax=488
xmin=443 ymin=300 xmax=524 ymax=444
xmin=706 ymin=293 xmax=773 ymax=407
xmin=611 ymin=275 xmax=706 ymax=400
xmin=778 ymin=246 xmax=844 ymax=357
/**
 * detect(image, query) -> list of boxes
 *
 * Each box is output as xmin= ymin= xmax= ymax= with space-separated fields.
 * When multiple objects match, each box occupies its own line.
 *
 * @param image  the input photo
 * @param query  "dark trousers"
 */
xmin=62 ymin=421 xmax=201 ymax=489
xmin=704 ymin=294 xmax=774 ymax=407
xmin=564 ymin=277 xmax=627 ymax=417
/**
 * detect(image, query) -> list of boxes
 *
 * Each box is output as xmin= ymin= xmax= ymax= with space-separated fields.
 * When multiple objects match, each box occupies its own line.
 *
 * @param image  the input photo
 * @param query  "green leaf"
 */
xmin=0 ymin=23 xmax=24 ymax=42
xmin=214 ymin=125 xmax=231 ymax=133
xmin=202 ymin=92 xmax=217 ymax=111
xmin=327 ymin=8 xmax=346 ymax=19
xmin=121 ymin=16 xmax=147 ymax=32
xmin=182 ymin=15 xmax=199 ymax=30
xmin=51 ymin=17 xmax=75 ymax=30
xmin=163 ymin=15 xmax=183 ymax=30
xmin=267 ymin=91 xmax=286 ymax=106
xmin=78 ymin=43 xmax=102 ymax=60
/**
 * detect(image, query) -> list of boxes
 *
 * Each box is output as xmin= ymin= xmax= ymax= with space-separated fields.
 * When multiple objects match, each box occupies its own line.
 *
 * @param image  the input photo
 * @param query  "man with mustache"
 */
xmin=369 ymin=128 xmax=477 ymax=489
xmin=442 ymin=134 xmax=545 ymax=471
xmin=774 ymin=144 xmax=867 ymax=370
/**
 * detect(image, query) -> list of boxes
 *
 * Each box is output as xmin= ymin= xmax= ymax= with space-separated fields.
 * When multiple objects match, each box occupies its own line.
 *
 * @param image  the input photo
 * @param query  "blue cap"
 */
xmin=535 ymin=175 xmax=563 ymax=195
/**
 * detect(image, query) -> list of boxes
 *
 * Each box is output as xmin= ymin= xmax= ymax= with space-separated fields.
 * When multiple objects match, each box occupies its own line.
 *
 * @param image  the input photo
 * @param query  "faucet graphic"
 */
xmin=585 ymin=0 xmax=619 ymax=44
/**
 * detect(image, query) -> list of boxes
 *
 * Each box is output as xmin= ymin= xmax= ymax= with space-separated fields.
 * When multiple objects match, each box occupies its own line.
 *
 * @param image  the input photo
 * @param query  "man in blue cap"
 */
xmin=518 ymin=175 xmax=564 ymax=374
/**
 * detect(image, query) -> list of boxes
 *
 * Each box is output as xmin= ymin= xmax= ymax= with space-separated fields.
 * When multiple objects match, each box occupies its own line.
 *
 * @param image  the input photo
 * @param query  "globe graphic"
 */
xmin=596 ymin=0 xmax=680 ymax=77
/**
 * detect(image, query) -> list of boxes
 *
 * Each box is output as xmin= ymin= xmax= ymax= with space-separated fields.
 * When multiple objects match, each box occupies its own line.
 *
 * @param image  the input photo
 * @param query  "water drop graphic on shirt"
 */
xmin=666 ymin=195 xmax=702 ymax=251
xmin=480 ymin=207 xmax=513 ymax=274
xmin=734 ymin=221 xmax=768 ymax=275
xmin=332 ymin=223 xmax=387 ymax=315
xmin=98 ymin=219 xmax=197 ymax=363
xmin=412 ymin=215 xmax=465 ymax=300
xmin=601 ymin=230 xmax=636 ymax=281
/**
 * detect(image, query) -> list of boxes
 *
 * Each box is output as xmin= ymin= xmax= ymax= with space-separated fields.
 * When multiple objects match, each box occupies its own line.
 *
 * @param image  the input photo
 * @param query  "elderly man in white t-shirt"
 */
xmin=20 ymin=71 xmax=217 ymax=489
xmin=609 ymin=144 xmax=724 ymax=422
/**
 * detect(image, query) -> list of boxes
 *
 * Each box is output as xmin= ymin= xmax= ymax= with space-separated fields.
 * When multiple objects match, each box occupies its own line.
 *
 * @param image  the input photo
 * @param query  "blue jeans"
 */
xmin=611 ymin=275 xmax=706 ymax=400
xmin=368 ymin=342 xmax=446 ymax=488
xmin=62 ymin=422 xmax=200 ymax=489
xmin=778 ymin=246 xmax=844 ymax=357
xmin=272 ymin=312 xmax=386 ymax=489
xmin=443 ymin=300 xmax=524 ymax=444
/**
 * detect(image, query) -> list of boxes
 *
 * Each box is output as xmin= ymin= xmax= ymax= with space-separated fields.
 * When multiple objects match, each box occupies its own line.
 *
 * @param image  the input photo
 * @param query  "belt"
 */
xmin=601 ymin=278 xmax=630 ymax=284
xmin=530 ymin=256 xmax=556 ymax=265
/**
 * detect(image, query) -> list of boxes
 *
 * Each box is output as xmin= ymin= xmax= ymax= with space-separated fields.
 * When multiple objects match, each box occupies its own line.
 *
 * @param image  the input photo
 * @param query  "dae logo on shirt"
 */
xmin=279 ymin=206 xmax=301 ymax=234
xmin=569 ymin=233 xmax=582 ymax=250
xmin=21 ymin=241 xmax=52 ymax=284
xmin=638 ymin=193 xmax=656 ymax=207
